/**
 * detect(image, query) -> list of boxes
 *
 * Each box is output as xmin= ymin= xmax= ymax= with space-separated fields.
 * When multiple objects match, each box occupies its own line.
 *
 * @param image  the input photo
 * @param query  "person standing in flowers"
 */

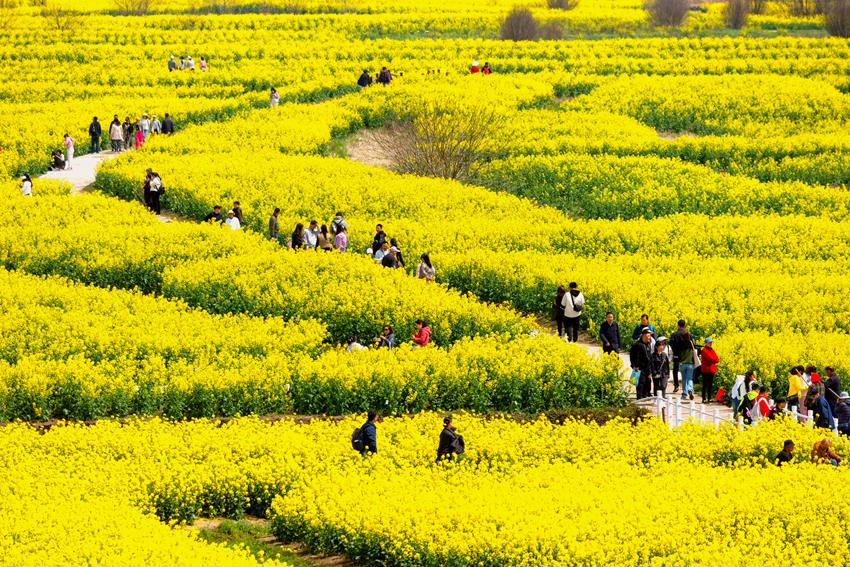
xmin=482 ymin=62 xmax=492 ymax=75
xmin=225 ymin=210 xmax=241 ymax=230
xmin=63 ymin=133 xmax=74 ymax=169
xmin=330 ymin=212 xmax=347 ymax=236
xmin=151 ymin=115 xmax=162 ymax=135
xmin=290 ymin=223 xmax=304 ymax=249
xmin=161 ymin=113 xmax=174 ymax=135
xmin=560 ymin=282 xmax=584 ymax=344
xmin=360 ymin=411 xmax=378 ymax=455
xmin=630 ymin=328 xmax=653 ymax=399
xmin=302 ymin=220 xmax=319 ymax=250
xmin=835 ymin=392 xmax=850 ymax=435
xmin=140 ymin=114 xmax=151 ymax=140
xmin=268 ymin=208 xmax=280 ymax=240
xmin=412 ymin=320 xmax=431 ymax=347
xmin=20 ymin=174 xmax=32 ymax=197
xmin=371 ymin=224 xmax=387 ymax=257
xmin=699 ymin=337 xmax=719 ymax=404
xmin=373 ymin=325 xmax=395 ymax=348
xmin=232 ymin=201 xmax=243 ymax=224
xmin=377 ymin=66 xmax=392 ymax=85
xmin=333 ymin=225 xmax=348 ymax=252
xmin=269 ymin=87 xmax=280 ymax=107
xmin=824 ymin=366 xmax=841 ymax=413
xmin=316 ymin=225 xmax=333 ymax=251
xmin=470 ymin=60 xmax=480 ymax=74
xmin=203 ymin=205 xmax=224 ymax=224
xmin=389 ymin=238 xmax=405 ymax=267
xmin=148 ymin=170 xmax=163 ymax=215
xmin=810 ymin=389 xmax=834 ymax=430
xmin=775 ymin=440 xmax=795 ymax=466
xmin=168 ymin=54 xmax=177 ymax=72
xmin=599 ymin=311 xmax=620 ymax=354
xmin=88 ymin=116 xmax=102 ymax=153
xmin=436 ymin=416 xmax=464 ymax=462
xmin=669 ymin=319 xmax=688 ymax=394
xmin=787 ymin=367 xmax=806 ymax=417
xmin=134 ymin=124 xmax=144 ymax=149
xmin=357 ymin=69 xmax=372 ymax=87
xmin=142 ymin=170 xmax=152 ymax=210
xmin=416 ymin=253 xmax=435 ymax=282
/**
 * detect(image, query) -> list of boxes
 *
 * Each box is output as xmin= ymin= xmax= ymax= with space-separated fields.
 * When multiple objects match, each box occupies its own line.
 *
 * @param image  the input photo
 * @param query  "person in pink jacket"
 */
xmin=412 ymin=320 xmax=431 ymax=347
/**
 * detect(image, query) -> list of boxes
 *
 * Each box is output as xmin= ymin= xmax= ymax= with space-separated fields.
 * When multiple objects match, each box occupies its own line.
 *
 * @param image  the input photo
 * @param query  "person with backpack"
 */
xmin=148 ymin=170 xmax=163 ymax=215
xmin=599 ymin=311 xmax=621 ymax=354
xmin=751 ymin=385 xmax=773 ymax=422
xmin=560 ymin=282 xmax=584 ymax=343
xmin=330 ymin=212 xmax=347 ymax=236
xmin=357 ymin=69 xmax=373 ymax=87
xmin=699 ymin=338 xmax=719 ymax=403
xmin=377 ymin=66 xmax=392 ymax=85
xmin=810 ymin=389 xmax=834 ymax=430
xmin=729 ymin=370 xmax=754 ymax=418
xmin=436 ymin=416 xmax=464 ymax=462
xmin=352 ymin=411 xmax=378 ymax=455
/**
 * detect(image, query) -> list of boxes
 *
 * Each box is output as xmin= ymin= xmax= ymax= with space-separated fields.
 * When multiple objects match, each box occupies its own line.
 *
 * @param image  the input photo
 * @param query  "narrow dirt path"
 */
xmin=38 ymin=150 xmax=175 ymax=223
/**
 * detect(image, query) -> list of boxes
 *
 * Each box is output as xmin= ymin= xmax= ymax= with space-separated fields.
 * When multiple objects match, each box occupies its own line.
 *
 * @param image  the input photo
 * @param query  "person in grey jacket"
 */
xmin=269 ymin=208 xmax=280 ymax=240
xmin=560 ymin=282 xmax=585 ymax=343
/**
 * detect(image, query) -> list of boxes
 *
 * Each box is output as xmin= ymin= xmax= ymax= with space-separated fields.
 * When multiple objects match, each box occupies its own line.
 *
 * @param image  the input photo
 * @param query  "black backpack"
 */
xmin=351 ymin=427 xmax=364 ymax=452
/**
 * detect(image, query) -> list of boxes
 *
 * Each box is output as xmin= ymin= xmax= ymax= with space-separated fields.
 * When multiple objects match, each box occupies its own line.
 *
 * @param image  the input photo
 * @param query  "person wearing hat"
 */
xmin=470 ymin=60 xmax=480 ymax=74
xmin=835 ymin=391 xmax=850 ymax=435
xmin=699 ymin=337 xmax=719 ymax=404
xmin=630 ymin=327 xmax=653 ymax=399
xmin=225 ymin=210 xmax=241 ymax=230
xmin=650 ymin=336 xmax=670 ymax=398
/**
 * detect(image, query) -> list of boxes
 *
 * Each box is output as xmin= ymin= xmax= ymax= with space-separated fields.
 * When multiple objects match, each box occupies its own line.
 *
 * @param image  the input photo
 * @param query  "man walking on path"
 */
xmin=89 ymin=117 xmax=102 ymax=153
xmin=269 ymin=208 xmax=280 ymax=240
xmin=630 ymin=328 xmax=653 ymax=399
xmin=560 ymin=282 xmax=585 ymax=344
xmin=599 ymin=312 xmax=620 ymax=354
xmin=825 ymin=367 xmax=841 ymax=413
xmin=669 ymin=320 xmax=688 ymax=393
xmin=109 ymin=116 xmax=123 ymax=153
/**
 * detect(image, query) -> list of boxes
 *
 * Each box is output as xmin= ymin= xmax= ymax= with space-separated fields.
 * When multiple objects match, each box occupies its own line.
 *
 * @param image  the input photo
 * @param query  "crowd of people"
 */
xmin=352 ymin=412 xmax=464 ymax=462
xmin=49 ymin=114 xmax=175 ymax=172
xmin=167 ymin=55 xmax=207 ymax=72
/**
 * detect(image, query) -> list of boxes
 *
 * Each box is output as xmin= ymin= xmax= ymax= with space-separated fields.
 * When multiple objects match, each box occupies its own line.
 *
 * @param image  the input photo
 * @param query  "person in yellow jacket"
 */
xmin=787 ymin=367 xmax=808 ymax=421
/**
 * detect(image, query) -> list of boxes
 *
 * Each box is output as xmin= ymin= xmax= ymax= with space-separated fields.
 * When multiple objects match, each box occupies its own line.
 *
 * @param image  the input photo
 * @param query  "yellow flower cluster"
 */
xmin=3 ymin=414 xmax=848 ymax=565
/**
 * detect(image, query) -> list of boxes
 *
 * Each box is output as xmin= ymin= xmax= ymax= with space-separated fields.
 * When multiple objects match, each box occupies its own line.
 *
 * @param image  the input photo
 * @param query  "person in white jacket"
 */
xmin=302 ymin=220 xmax=319 ymax=249
xmin=730 ymin=370 xmax=754 ymax=418
xmin=561 ymin=281 xmax=585 ymax=343
xmin=225 ymin=210 xmax=241 ymax=230
xmin=20 ymin=175 xmax=32 ymax=197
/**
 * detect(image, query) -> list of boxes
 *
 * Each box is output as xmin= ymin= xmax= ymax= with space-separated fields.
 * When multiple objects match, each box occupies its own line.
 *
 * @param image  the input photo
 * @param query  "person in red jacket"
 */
xmin=700 ymin=337 xmax=719 ymax=404
xmin=412 ymin=320 xmax=431 ymax=347
xmin=482 ymin=62 xmax=492 ymax=75
xmin=470 ymin=60 xmax=480 ymax=74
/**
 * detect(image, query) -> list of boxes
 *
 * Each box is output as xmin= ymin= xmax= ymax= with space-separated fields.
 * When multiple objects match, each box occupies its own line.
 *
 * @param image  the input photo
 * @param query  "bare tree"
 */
xmin=645 ymin=0 xmax=690 ymax=26
xmin=500 ymin=6 xmax=539 ymax=41
xmin=725 ymin=0 xmax=749 ymax=27
xmin=546 ymin=0 xmax=580 ymax=9
xmin=113 ymin=0 xmax=156 ymax=15
xmin=40 ymin=2 xmax=77 ymax=32
xmin=750 ymin=0 xmax=767 ymax=14
xmin=782 ymin=0 xmax=821 ymax=15
xmin=825 ymin=0 xmax=850 ymax=36
xmin=374 ymin=103 xmax=505 ymax=181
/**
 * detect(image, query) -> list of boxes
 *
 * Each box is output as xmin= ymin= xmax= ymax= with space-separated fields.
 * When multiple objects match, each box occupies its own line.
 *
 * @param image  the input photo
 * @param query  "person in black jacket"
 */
xmin=357 ymin=69 xmax=373 ymax=87
xmin=668 ymin=319 xmax=687 ymax=394
xmin=371 ymin=224 xmax=387 ymax=256
xmin=630 ymin=328 xmax=653 ymax=399
xmin=599 ymin=311 xmax=621 ymax=354
xmin=651 ymin=337 xmax=670 ymax=398
xmin=161 ymin=113 xmax=174 ymax=135
xmin=436 ymin=415 xmax=463 ymax=462
xmin=89 ymin=116 xmax=102 ymax=153
xmin=361 ymin=411 xmax=378 ymax=454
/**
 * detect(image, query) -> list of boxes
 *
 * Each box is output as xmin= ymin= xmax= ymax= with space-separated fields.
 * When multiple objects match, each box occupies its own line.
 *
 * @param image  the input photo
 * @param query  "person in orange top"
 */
xmin=699 ymin=338 xmax=719 ymax=404
xmin=811 ymin=438 xmax=842 ymax=466
xmin=412 ymin=320 xmax=431 ymax=347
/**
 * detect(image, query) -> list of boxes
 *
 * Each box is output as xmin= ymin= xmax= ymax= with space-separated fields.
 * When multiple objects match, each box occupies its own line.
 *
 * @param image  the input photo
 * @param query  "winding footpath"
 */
xmin=39 ymin=150 xmax=174 ymax=223
xmin=38 ymin=150 xmax=731 ymax=422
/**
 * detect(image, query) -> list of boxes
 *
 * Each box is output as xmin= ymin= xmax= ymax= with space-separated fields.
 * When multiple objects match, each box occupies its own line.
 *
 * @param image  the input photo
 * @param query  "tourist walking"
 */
xmin=270 ymin=87 xmax=280 ymax=107
xmin=416 ymin=253 xmax=435 ymax=282
xmin=650 ymin=337 xmax=670 ymax=398
xmin=63 ymin=133 xmax=74 ymax=169
xmin=553 ymin=286 xmax=566 ymax=338
xmin=151 ymin=115 xmax=162 ymax=135
xmin=161 ymin=113 xmax=174 ymax=135
xmin=352 ymin=411 xmax=378 ymax=455
xmin=810 ymin=389 xmax=834 ymax=430
xmin=269 ymin=208 xmax=280 ymax=240
xmin=678 ymin=332 xmax=696 ymax=401
xmin=630 ymin=328 xmax=653 ymax=399
xmin=669 ymin=320 xmax=688 ymax=393
xmin=148 ymin=170 xmax=163 ymax=214
xmin=371 ymin=224 xmax=387 ymax=257
xmin=825 ymin=367 xmax=841 ymax=413
xmin=599 ymin=311 xmax=620 ymax=354
xmin=109 ymin=116 xmax=123 ymax=152
xmin=122 ymin=117 xmax=133 ymax=150
xmin=699 ymin=338 xmax=718 ymax=403
xmin=89 ymin=117 xmax=102 ymax=153
xmin=560 ymin=282 xmax=584 ymax=343
xmin=729 ymin=371 xmax=754 ymax=418
xmin=436 ymin=416 xmax=464 ymax=462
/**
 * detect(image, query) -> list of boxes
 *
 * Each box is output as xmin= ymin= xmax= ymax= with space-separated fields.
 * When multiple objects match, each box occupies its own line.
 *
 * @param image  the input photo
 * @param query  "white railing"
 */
xmin=635 ymin=392 xmax=844 ymax=434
